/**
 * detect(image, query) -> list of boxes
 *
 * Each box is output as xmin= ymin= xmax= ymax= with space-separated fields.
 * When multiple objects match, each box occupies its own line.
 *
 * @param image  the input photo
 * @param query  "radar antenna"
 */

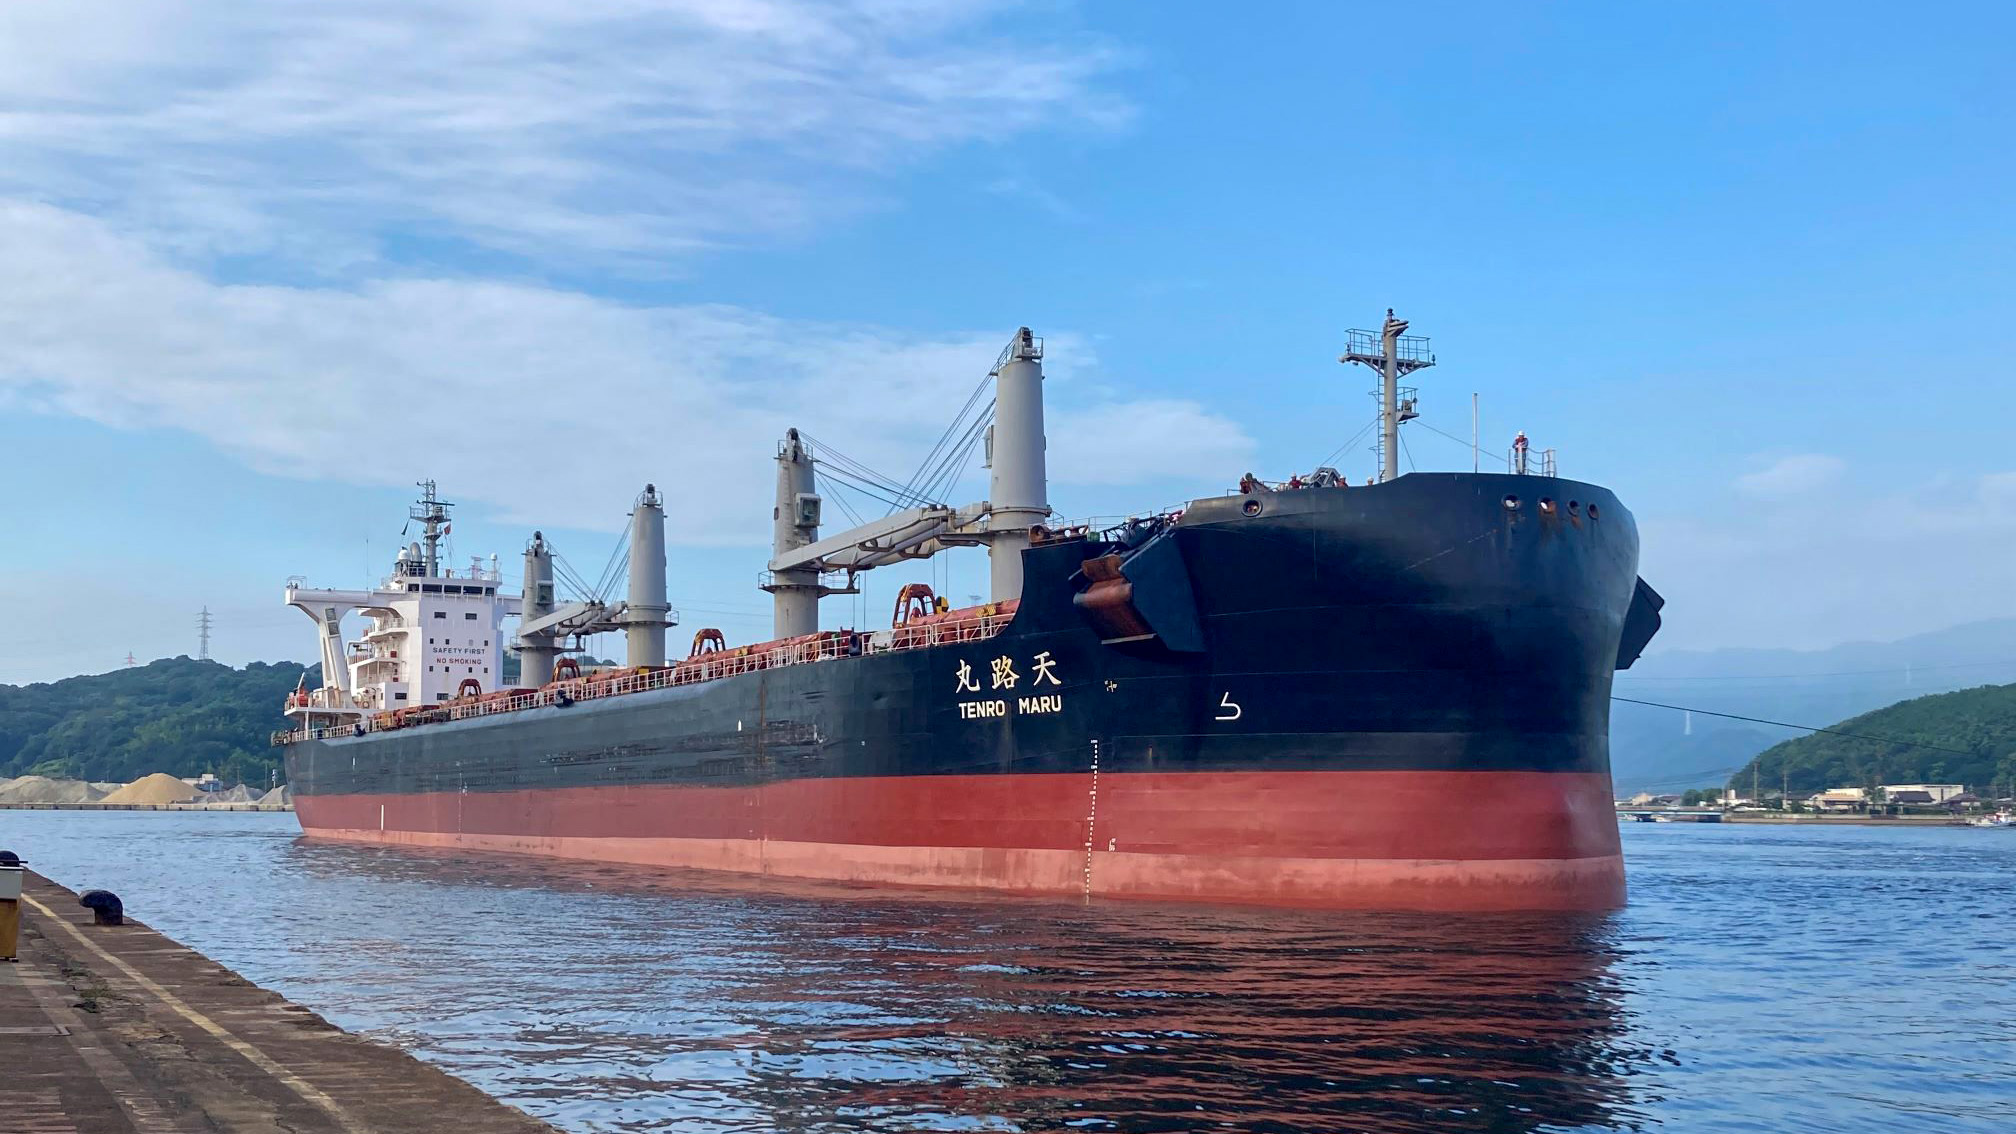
xmin=409 ymin=480 xmax=453 ymax=577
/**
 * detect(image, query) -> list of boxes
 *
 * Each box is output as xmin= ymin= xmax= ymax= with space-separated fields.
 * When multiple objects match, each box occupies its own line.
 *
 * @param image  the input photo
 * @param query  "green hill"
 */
xmin=1735 ymin=682 xmax=2016 ymax=797
xmin=0 ymin=657 xmax=309 ymax=787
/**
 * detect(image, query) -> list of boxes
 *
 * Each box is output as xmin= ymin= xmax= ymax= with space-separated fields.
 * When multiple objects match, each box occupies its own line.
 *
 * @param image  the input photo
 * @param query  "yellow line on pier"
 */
xmin=20 ymin=892 xmax=370 ymax=1134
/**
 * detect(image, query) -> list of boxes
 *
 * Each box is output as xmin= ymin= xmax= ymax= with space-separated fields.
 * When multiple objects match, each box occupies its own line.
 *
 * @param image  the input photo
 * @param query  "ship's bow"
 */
xmin=1077 ymin=473 xmax=1642 ymax=910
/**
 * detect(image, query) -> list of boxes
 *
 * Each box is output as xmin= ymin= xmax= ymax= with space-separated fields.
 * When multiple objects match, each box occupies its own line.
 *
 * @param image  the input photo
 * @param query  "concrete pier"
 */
xmin=0 ymin=872 xmax=552 ymax=1133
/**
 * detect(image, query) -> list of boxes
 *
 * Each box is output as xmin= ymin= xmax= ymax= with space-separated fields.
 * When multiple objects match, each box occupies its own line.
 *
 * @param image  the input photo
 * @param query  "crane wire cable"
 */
xmin=915 ymin=399 xmax=995 ymax=506
xmin=799 ymin=346 xmax=1004 ymax=519
xmin=818 ymin=453 xmax=919 ymax=504
xmin=824 ymin=477 xmax=867 ymax=528
xmin=903 ymin=396 xmax=994 ymax=511
xmin=801 ymin=433 xmax=923 ymax=504
xmin=544 ymin=542 xmax=596 ymax=600
xmin=818 ymin=463 xmax=921 ymax=511
xmin=896 ymin=373 xmax=993 ymax=507
xmin=899 ymin=378 xmax=988 ymax=499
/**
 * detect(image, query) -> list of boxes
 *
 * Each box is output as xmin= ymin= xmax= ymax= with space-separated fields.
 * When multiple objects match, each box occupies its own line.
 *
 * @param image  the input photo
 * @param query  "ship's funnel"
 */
xmin=624 ymin=485 xmax=672 ymax=667
xmin=987 ymin=327 xmax=1049 ymax=601
xmin=519 ymin=531 xmax=557 ymax=687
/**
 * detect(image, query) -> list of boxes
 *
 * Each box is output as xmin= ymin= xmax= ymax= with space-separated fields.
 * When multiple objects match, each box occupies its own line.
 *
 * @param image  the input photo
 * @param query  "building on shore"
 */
xmin=1802 ymin=783 xmax=1981 ymax=814
xmin=1879 ymin=783 xmax=1967 ymax=804
xmin=1806 ymin=788 xmax=1867 ymax=812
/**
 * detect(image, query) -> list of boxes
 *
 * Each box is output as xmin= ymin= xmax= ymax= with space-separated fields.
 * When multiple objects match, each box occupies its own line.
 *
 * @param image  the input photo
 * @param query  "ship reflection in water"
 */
xmin=20 ymin=812 xmax=2016 ymax=1131
xmin=276 ymin=842 xmax=1643 ymax=1133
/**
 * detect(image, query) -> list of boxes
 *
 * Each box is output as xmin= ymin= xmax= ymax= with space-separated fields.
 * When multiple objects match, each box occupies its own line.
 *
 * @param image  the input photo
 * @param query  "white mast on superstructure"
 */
xmin=410 ymin=480 xmax=450 ymax=577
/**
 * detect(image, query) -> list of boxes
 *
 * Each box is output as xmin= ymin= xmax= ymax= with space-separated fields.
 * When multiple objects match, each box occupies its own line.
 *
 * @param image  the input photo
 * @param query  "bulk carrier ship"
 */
xmin=276 ymin=314 xmax=1662 ymax=910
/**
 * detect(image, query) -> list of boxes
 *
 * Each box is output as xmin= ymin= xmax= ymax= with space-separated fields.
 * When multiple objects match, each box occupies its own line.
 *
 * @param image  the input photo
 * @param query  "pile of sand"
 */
xmin=201 ymin=784 xmax=258 ymax=804
xmin=258 ymin=785 xmax=292 ymax=807
xmin=0 ymin=775 xmax=108 ymax=804
xmin=100 ymin=773 xmax=200 ymax=805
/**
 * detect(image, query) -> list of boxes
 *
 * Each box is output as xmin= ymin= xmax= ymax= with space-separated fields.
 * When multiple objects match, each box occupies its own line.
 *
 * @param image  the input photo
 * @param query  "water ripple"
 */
xmin=7 ymin=812 xmax=2013 ymax=1131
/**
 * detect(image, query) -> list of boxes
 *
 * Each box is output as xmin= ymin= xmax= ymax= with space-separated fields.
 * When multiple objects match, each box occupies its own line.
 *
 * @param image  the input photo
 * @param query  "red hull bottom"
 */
xmin=295 ymin=770 xmax=1626 ymax=912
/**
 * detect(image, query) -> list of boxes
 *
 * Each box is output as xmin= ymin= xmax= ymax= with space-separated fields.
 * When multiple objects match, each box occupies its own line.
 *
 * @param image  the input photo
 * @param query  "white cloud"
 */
xmin=1733 ymin=453 xmax=1846 ymax=497
xmin=0 ymin=0 xmax=1126 ymax=268
xmin=1977 ymin=471 xmax=2016 ymax=505
xmin=1642 ymin=468 xmax=2016 ymax=652
xmin=0 ymin=202 xmax=1251 ymax=542
xmin=1048 ymin=401 xmax=1254 ymax=489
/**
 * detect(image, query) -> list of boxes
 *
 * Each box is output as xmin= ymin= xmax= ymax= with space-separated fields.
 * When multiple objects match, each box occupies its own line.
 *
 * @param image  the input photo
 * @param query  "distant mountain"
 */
xmin=0 ymin=657 xmax=310 ymax=787
xmin=1738 ymin=683 xmax=2016 ymax=797
xmin=1609 ymin=619 xmax=2016 ymax=792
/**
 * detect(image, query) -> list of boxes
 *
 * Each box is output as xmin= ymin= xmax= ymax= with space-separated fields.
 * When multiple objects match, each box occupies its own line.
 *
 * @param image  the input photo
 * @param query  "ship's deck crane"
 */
xmin=517 ymin=485 xmax=676 ymax=671
xmin=761 ymin=328 xmax=1049 ymax=636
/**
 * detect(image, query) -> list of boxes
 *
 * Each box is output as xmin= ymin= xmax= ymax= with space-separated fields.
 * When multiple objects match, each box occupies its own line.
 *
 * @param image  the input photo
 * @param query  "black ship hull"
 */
xmin=287 ymin=473 xmax=1654 ymax=910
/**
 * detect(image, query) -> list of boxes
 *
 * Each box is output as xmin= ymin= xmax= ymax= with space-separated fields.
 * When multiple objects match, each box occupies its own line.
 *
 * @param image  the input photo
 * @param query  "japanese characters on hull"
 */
xmin=955 ymin=649 xmax=1064 ymax=720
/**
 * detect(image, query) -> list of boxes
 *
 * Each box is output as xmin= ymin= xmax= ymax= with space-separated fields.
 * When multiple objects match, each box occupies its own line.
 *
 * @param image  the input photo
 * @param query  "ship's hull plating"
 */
xmin=286 ymin=474 xmax=1644 ymax=910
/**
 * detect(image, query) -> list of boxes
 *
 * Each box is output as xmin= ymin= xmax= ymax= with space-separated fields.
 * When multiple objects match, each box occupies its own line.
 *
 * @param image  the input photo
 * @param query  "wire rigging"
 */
xmin=544 ymin=541 xmax=596 ymax=600
xmin=824 ymin=478 xmax=867 ymax=528
xmin=1316 ymin=415 xmax=1380 ymax=473
xmin=1415 ymin=419 xmax=1510 ymax=470
xmin=543 ymin=526 xmax=630 ymax=606
xmin=801 ymin=435 xmax=922 ymax=505
xmin=913 ymin=398 xmax=994 ymax=506
xmin=894 ymin=373 xmax=994 ymax=509
xmin=590 ymin=532 xmax=630 ymax=604
xmin=1611 ymin=696 xmax=1989 ymax=758
xmin=799 ymin=357 xmax=1000 ymax=521
xmin=1617 ymin=657 xmax=2016 ymax=683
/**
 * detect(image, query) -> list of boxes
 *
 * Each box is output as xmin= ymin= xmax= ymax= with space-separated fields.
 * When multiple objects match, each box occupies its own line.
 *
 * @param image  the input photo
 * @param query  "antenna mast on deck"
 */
xmin=1341 ymin=310 xmax=1436 ymax=482
xmin=409 ymin=480 xmax=452 ymax=577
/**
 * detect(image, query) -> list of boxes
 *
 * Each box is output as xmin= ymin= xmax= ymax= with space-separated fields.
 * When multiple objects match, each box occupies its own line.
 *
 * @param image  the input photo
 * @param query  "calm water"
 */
xmin=3 ymin=812 xmax=2011 ymax=1133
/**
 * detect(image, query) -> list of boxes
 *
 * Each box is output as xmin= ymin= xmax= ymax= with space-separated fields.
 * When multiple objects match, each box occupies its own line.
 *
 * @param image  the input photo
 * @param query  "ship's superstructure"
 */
xmin=282 ymin=482 xmax=519 ymax=732
xmin=277 ymin=316 xmax=1664 ymax=911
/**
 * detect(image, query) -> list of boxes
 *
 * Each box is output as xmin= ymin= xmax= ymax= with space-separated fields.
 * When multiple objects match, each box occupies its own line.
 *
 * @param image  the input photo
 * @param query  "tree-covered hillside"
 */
xmin=1736 ymin=682 xmax=2016 ymax=796
xmin=0 ymin=658 xmax=308 ymax=787
xmin=1612 ymin=617 xmax=2016 ymax=792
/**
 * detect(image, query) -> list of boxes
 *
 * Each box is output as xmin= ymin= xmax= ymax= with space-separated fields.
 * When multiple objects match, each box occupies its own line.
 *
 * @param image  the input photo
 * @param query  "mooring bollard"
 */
xmin=78 ymin=889 xmax=124 ymax=927
xmin=0 ymin=850 xmax=23 ymax=961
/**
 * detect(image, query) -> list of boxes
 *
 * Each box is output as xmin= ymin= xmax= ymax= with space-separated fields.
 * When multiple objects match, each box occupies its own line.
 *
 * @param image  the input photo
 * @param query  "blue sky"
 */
xmin=2 ymin=0 xmax=2013 ymax=683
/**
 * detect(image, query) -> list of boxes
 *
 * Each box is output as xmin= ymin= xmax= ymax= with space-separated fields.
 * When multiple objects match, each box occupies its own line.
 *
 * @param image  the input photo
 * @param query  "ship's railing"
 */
xmin=1509 ymin=446 xmax=1559 ymax=477
xmin=272 ymin=609 xmax=1016 ymax=745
